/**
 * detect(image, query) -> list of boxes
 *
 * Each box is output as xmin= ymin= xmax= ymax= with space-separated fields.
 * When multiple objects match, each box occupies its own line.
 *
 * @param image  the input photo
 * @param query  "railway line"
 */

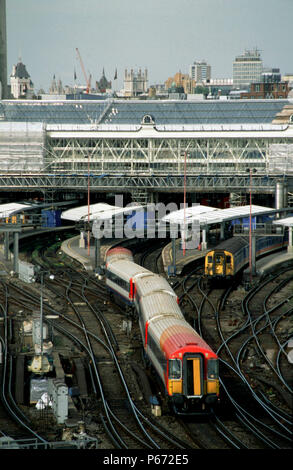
xmin=0 ymin=230 xmax=292 ymax=450
xmin=1 ymin=238 xmax=196 ymax=449
xmin=175 ymin=265 xmax=293 ymax=449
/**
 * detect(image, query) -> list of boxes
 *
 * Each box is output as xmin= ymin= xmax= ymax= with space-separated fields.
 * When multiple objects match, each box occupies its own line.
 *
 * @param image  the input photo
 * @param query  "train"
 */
xmin=205 ymin=233 xmax=288 ymax=280
xmin=105 ymin=246 xmax=219 ymax=415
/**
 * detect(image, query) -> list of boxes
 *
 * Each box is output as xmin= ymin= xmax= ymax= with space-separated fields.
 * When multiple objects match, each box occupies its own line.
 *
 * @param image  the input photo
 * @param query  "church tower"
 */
xmin=10 ymin=58 xmax=34 ymax=99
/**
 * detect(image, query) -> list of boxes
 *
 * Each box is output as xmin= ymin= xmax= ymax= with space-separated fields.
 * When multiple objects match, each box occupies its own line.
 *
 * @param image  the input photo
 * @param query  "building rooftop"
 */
xmin=0 ymin=98 xmax=292 ymax=125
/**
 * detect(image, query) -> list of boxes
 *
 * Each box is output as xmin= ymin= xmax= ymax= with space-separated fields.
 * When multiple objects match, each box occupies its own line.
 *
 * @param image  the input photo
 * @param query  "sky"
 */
xmin=6 ymin=0 xmax=293 ymax=93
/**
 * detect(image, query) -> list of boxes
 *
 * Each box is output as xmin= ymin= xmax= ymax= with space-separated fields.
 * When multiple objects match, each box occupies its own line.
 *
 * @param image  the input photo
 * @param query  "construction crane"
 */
xmin=76 ymin=47 xmax=91 ymax=94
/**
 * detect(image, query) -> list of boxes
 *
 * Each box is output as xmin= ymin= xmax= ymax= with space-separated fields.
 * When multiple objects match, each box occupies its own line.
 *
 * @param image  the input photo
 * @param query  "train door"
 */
xmin=214 ymin=251 xmax=226 ymax=276
xmin=183 ymin=354 xmax=203 ymax=397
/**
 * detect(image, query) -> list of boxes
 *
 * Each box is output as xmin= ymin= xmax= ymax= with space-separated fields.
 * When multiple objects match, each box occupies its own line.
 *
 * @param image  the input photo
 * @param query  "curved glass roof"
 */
xmin=0 ymin=99 xmax=290 ymax=125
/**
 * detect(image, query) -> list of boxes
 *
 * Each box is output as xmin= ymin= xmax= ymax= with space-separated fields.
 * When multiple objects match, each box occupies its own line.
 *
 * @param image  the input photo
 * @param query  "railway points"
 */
xmin=0 ymin=97 xmax=292 ymax=450
xmin=1 ymin=0 xmax=293 ymax=451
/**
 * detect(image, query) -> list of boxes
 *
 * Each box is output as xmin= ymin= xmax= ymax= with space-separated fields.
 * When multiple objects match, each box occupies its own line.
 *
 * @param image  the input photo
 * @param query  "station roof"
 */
xmin=61 ymin=203 xmax=143 ymax=222
xmin=1 ymin=99 xmax=291 ymax=126
xmin=0 ymin=201 xmax=79 ymax=219
xmin=63 ymin=202 xmax=277 ymax=228
xmin=162 ymin=204 xmax=275 ymax=227
xmin=0 ymin=202 xmax=33 ymax=218
xmin=273 ymin=216 xmax=293 ymax=227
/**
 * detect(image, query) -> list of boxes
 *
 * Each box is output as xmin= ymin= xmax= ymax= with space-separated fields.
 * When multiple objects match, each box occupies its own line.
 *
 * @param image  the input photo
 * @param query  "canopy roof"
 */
xmin=162 ymin=204 xmax=275 ymax=226
xmin=61 ymin=202 xmax=143 ymax=222
xmin=273 ymin=216 xmax=293 ymax=227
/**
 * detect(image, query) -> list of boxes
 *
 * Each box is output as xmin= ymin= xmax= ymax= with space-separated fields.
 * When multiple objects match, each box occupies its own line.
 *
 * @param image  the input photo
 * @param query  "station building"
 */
xmin=0 ymin=98 xmax=292 ymax=206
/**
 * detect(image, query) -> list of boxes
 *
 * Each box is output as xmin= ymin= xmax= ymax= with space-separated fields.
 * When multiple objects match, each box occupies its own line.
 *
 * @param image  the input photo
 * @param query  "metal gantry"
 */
xmin=0 ymin=172 xmax=287 ymax=193
xmin=0 ymin=99 xmax=293 ymax=195
xmin=45 ymin=134 xmax=293 ymax=176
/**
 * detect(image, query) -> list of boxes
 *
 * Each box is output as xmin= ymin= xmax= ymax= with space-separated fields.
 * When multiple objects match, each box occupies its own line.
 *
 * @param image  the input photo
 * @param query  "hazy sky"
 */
xmin=6 ymin=0 xmax=293 ymax=92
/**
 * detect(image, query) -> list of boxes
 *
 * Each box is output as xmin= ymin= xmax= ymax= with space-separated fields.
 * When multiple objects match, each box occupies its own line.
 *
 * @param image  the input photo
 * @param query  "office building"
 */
xmin=233 ymin=49 xmax=263 ymax=89
xmin=189 ymin=61 xmax=211 ymax=84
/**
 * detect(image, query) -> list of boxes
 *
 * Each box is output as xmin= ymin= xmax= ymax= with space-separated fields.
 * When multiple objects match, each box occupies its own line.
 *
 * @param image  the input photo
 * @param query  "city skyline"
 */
xmin=6 ymin=0 xmax=293 ymax=93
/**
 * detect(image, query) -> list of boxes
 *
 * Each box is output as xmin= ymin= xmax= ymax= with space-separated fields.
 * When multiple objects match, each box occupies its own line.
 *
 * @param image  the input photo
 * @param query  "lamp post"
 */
xmin=183 ymin=151 xmax=187 ymax=256
xmin=246 ymin=168 xmax=256 ymax=284
xmin=38 ymin=270 xmax=54 ymax=370
xmin=87 ymin=153 xmax=91 ymax=257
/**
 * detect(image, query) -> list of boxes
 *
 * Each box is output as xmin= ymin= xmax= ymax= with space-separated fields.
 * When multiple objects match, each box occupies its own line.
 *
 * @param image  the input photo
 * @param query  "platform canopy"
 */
xmin=273 ymin=216 xmax=293 ymax=227
xmin=161 ymin=204 xmax=276 ymax=227
xmin=161 ymin=204 xmax=218 ymax=224
xmin=0 ymin=203 xmax=34 ymax=218
xmin=61 ymin=202 xmax=143 ymax=222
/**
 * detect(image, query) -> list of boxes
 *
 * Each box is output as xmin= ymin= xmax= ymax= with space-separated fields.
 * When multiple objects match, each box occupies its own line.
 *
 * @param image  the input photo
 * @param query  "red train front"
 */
xmin=145 ymin=315 xmax=219 ymax=414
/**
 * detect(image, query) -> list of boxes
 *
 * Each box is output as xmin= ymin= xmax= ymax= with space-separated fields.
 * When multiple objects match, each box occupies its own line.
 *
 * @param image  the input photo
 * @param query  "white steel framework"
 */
xmin=45 ymin=123 xmax=293 ymax=176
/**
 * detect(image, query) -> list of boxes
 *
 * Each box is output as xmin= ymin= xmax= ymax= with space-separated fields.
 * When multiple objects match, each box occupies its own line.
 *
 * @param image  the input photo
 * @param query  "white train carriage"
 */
xmin=105 ymin=247 xmax=151 ymax=306
xmin=105 ymin=259 xmax=147 ymax=305
xmin=105 ymin=246 xmax=220 ymax=414
xmin=134 ymin=272 xmax=177 ymax=299
xmin=106 ymin=247 xmax=134 ymax=264
xmin=138 ymin=291 xmax=184 ymax=347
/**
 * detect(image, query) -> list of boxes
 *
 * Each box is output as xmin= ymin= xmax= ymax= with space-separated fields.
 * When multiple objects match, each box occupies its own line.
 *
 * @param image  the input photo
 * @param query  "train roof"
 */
xmin=135 ymin=273 xmax=174 ymax=297
xmin=148 ymin=316 xmax=217 ymax=358
xmin=106 ymin=246 xmax=134 ymax=264
xmin=208 ymin=236 xmax=248 ymax=254
xmin=107 ymin=259 xmax=149 ymax=280
xmin=139 ymin=292 xmax=183 ymax=323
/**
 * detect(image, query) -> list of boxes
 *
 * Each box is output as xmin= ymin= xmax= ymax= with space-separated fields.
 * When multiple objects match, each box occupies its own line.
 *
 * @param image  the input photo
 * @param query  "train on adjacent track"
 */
xmin=105 ymin=246 xmax=219 ymax=415
xmin=205 ymin=233 xmax=288 ymax=280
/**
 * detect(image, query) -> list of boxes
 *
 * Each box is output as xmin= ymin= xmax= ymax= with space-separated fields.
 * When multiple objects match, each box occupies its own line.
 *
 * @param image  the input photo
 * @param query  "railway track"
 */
xmin=1 ymin=236 xmax=197 ymax=449
xmin=175 ymin=266 xmax=293 ymax=449
xmin=1 ymin=230 xmax=292 ymax=450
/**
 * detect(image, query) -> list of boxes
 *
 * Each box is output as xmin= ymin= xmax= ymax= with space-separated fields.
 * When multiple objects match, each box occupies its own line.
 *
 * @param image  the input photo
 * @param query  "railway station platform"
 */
xmin=61 ymin=235 xmax=124 ymax=272
xmin=161 ymin=239 xmax=208 ymax=275
xmin=61 ymin=234 xmax=208 ymax=276
xmin=62 ymin=234 xmax=293 ymax=280
xmin=244 ymin=250 xmax=293 ymax=279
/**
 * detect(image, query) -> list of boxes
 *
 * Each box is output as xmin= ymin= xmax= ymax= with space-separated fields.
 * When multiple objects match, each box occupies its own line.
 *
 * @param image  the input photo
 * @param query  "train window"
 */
xmin=215 ymin=254 xmax=222 ymax=263
xmin=208 ymin=256 xmax=213 ymax=263
xmin=169 ymin=359 xmax=182 ymax=379
xmin=207 ymin=359 xmax=219 ymax=379
xmin=148 ymin=334 xmax=167 ymax=371
xmin=106 ymin=270 xmax=129 ymax=291
xmin=226 ymin=255 xmax=231 ymax=264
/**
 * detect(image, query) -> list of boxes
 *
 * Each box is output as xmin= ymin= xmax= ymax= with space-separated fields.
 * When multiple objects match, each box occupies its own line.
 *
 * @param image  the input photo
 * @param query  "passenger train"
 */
xmin=205 ymin=233 xmax=288 ymax=280
xmin=105 ymin=246 xmax=219 ymax=415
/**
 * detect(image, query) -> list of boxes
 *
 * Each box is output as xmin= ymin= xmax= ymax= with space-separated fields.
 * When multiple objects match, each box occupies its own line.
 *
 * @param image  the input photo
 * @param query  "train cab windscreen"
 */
xmin=214 ymin=252 xmax=225 ymax=276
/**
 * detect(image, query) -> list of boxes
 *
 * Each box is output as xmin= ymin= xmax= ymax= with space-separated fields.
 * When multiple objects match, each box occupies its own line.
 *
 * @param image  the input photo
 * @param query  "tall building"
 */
xmin=189 ymin=61 xmax=211 ymax=84
xmin=165 ymin=72 xmax=196 ymax=94
xmin=0 ymin=0 xmax=7 ymax=98
xmin=123 ymin=69 xmax=148 ymax=97
xmin=10 ymin=58 xmax=34 ymax=98
xmin=233 ymin=48 xmax=263 ymax=89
